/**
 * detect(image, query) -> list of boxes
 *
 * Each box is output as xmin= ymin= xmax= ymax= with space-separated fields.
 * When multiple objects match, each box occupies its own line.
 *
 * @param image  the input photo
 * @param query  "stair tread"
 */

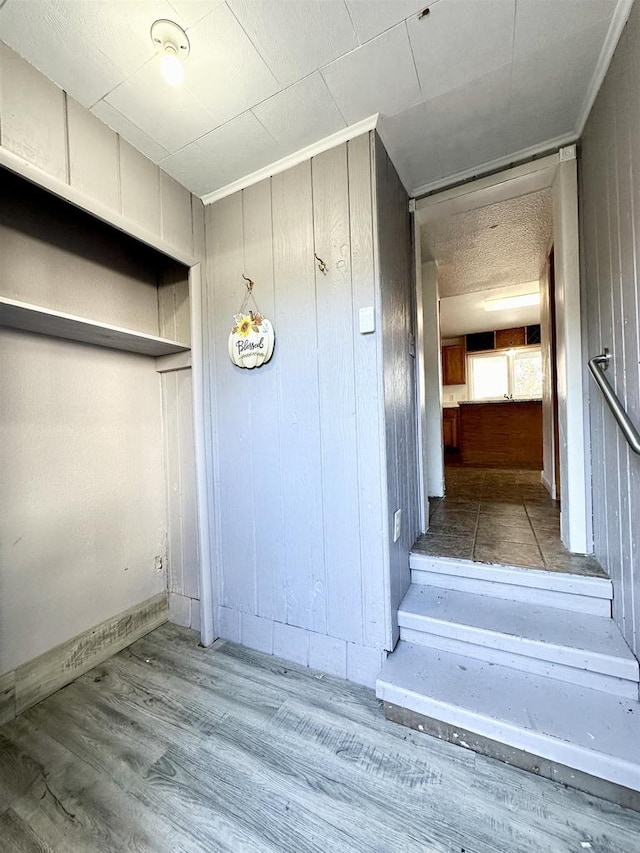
xmin=398 ymin=585 xmax=638 ymax=677
xmin=377 ymin=641 xmax=640 ymax=784
xmin=410 ymin=552 xmax=613 ymax=597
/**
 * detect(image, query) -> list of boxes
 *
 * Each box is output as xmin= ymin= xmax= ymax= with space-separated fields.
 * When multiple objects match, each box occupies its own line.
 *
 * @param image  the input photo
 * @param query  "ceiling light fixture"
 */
xmin=151 ymin=19 xmax=190 ymax=86
xmin=483 ymin=292 xmax=540 ymax=312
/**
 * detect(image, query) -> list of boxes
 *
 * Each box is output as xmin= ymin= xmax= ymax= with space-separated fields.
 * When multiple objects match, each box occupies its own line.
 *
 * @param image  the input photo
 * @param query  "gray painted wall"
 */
xmin=204 ymin=133 xmax=418 ymax=684
xmin=0 ymin=43 xmax=203 ymax=671
xmin=580 ymin=3 xmax=640 ymax=656
xmin=0 ymin=181 xmax=167 ymax=673
xmin=375 ymin=134 xmax=420 ymax=647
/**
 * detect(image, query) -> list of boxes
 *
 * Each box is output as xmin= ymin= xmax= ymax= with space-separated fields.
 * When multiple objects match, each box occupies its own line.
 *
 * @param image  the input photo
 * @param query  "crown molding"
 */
xmin=575 ymin=0 xmax=633 ymax=137
xmin=201 ymin=114 xmax=379 ymax=206
xmin=411 ymin=132 xmax=577 ymax=199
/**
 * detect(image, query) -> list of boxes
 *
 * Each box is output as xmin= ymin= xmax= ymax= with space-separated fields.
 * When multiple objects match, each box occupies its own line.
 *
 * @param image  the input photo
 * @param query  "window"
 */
xmin=469 ymin=347 xmax=542 ymax=401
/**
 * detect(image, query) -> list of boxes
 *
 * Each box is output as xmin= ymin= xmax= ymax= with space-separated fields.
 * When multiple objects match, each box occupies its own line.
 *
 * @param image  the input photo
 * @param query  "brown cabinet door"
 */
xmin=442 ymin=409 xmax=460 ymax=449
xmin=495 ymin=327 xmax=526 ymax=349
xmin=442 ymin=344 xmax=466 ymax=385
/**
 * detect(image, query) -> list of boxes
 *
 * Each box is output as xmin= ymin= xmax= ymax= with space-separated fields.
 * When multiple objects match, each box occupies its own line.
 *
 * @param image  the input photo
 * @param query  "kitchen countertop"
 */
xmin=458 ymin=398 xmax=542 ymax=405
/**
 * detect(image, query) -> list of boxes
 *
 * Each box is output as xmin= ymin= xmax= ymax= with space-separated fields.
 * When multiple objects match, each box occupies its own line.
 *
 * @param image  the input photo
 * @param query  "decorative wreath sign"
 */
xmin=228 ymin=276 xmax=275 ymax=369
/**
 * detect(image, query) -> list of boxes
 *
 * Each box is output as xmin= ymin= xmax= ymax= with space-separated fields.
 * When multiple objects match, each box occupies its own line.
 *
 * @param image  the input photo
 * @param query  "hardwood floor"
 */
xmin=2 ymin=623 xmax=639 ymax=852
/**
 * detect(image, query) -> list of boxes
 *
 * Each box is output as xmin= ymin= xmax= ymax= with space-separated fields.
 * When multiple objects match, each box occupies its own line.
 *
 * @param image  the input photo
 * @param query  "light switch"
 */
xmin=359 ymin=306 xmax=375 ymax=334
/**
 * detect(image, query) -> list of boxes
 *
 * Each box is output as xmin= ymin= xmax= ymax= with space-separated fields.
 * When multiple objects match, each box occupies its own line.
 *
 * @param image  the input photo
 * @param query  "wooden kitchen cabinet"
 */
xmin=495 ymin=327 xmax=526 ymax=349
xmin=442 ymin=344 xmax=466 ymax=385
xmin=443 ymin=407 xmax=460 ymax=450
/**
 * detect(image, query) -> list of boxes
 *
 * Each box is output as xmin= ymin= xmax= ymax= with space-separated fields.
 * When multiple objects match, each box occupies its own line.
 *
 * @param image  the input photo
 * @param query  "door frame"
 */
xmin=413 ymin=149 xmax=591 ymax=554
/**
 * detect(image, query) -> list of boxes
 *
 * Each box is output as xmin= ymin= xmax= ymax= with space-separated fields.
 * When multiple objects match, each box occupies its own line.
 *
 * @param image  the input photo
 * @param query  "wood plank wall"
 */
xmin=0 ymin=43 xmax=205 ymax=666
xmin=580 ymin=4 xmax=640 ymax=656
xmin=205 ymin=133 xmax=417 ymax=681
xmin=374 ymin=134 xmax=420 ymax=647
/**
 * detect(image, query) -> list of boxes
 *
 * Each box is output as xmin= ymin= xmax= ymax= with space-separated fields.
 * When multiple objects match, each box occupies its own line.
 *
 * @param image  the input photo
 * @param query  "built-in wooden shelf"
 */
xmin=0 ymin=296 xmax=191 ymax=357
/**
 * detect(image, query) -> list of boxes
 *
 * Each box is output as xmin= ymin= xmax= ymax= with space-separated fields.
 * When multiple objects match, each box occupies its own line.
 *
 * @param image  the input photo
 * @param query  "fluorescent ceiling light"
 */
xmin=484 ymin=292 xmax=540 ymax=312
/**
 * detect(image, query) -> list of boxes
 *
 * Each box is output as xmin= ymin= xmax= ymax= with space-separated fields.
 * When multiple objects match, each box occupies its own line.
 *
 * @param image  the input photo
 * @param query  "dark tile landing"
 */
xmin=414 ymin=467 xmax=606 ymax=578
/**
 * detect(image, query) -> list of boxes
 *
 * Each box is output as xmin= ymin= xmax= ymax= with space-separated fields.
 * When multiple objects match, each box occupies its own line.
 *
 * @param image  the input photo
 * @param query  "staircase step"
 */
xmin=398 ymin=585 xmax=638 ymax=697
xmin=376 ymin=641 xmax=640 ymax=792
xmin=410 ymin=552 xmax=612 ymax=616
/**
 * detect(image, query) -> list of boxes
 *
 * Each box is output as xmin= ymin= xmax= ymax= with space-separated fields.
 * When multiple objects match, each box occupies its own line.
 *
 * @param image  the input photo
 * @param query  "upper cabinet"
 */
xmin=442 ymin=343 xmax=466 ymax=385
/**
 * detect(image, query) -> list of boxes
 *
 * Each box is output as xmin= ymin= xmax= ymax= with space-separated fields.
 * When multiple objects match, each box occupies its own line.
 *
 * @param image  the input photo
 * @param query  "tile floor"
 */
xmin=413 ymin=467 xmax=606 ymax=577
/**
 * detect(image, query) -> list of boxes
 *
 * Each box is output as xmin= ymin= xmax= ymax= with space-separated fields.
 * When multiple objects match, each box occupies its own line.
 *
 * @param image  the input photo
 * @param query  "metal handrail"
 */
xmin=588 ymin=349 xmax=640 ymax=455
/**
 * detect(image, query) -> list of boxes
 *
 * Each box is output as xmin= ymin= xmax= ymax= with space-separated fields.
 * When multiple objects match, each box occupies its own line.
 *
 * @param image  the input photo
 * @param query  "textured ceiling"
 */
xmin=439 ymin=282 xmax=541 ymax=338
xmin=0 ymin=0 xmax=624 ymax=198
xmin=422 ymin=189 xmax=553 ymax=297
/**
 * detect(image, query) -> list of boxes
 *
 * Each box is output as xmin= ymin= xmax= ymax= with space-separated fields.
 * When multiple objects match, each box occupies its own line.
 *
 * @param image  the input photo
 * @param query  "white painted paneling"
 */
xmin=161 ymin=171 xmax=194 ymax=253
xmin=374 ymin=132 xmax=420 ymax=647
xmin=0 ymin=43 xmax=66 ymax=181
xmin=241 ymin=178 xmax=284 ymax=625
xmin=322 ymin=24 xmax=422 ymax=124
xmin=204 ymin=131 xmax=401 ymax=657
xmin=67 ymin=97 xmax=119 ymax=211
xmin=208 ymin=191 xmax=257 ymax=615
xmin=91 ymin=100 xmax=169 ymax=163
xmin=580 ymin=0 xmax=640 ymax=656
xmin=271 ymin=161 xmax=327 ymax=633
xmin=312 ymin=144 xmax=362 ymax=644
xmin=514 ymin=0 xmax=617 ymax=59
xmin=345 ymin=0 xmax=426 ymax=44
xmin=120 ymin=139 xmax=161 ymax=237
xmin=347 ymin=132 xmax=387 ymax=649
xmin=252 ymin=74 xmax=345 ymax=152
xmin=184 ymin=4 xmax=278 ymax=125
xmin=227 ymin=0 xmax=358 ymax=86
xmin=162 ymin=369 xmax=199 ymax=601
xmin=406 ymin=0 xmax=515 ymax=101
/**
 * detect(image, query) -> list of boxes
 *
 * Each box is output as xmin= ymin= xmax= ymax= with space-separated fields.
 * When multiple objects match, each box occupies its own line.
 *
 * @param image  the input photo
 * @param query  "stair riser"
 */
xmin=376 ymin=679 xmax=640 ymax=793
xmin=411 ymin=570 xmax=611 ymax=617
xmin=399 ymin=626 xmax=639 ymax=699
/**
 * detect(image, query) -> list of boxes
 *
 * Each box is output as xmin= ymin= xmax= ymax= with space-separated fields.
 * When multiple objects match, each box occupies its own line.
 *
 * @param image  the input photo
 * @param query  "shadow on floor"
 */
xmin=413 ymin=466 xmax=606 ymax=577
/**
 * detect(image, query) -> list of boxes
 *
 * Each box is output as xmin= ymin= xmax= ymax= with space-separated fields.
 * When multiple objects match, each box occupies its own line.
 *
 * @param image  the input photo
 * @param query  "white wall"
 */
xmin=421 ymin=262 xmax=444 ymax=498
xmin=0 ymin=332 xmax=166 ymax=672
xmin=0 ymin=43 xmax=204 ymax=672
xmin=580 ymin=2 xmax=640 ymax=656
xmin=539 ymin=258 xmax=556 ymax=498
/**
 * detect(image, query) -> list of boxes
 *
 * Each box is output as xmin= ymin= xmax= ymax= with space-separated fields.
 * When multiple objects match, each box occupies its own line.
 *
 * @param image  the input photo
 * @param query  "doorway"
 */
xmin=414 ymin=150 xmax=591 ymax=557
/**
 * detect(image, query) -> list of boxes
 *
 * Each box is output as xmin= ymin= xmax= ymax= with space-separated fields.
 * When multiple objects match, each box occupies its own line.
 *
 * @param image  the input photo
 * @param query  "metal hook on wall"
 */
xmin=242 ymin=274 xmax=254 ymax=292
xmin=314 ymin=254 xmax=328 ymax=275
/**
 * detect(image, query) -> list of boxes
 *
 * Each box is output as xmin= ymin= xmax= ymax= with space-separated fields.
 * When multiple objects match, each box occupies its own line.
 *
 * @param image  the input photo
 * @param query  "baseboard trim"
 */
xmin=0 ymin=592 xmax=168 ymax=723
